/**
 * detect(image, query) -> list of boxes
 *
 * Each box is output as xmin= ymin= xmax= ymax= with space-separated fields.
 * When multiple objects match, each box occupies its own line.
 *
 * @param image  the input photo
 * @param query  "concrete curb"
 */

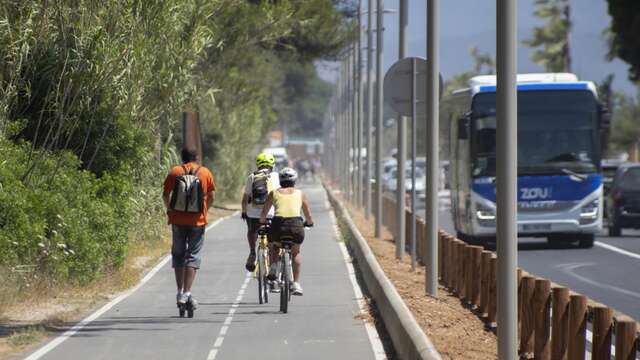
xmin=325 ymin=185 xmax=442 ymax=360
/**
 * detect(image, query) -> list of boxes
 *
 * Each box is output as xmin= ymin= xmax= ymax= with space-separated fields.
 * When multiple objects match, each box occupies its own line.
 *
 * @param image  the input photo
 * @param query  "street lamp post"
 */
xmin=395 ymin=0 xmax=408 ymax=260
xmin=497 ymin=0 xmax=518 ymax=358
xmin=374 ymin=0 xmax=384 ymax=238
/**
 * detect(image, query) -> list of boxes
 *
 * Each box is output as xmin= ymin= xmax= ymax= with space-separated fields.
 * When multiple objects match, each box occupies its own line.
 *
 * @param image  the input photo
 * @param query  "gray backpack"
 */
xmin=170 ymin=165 xmax=203 ymax=213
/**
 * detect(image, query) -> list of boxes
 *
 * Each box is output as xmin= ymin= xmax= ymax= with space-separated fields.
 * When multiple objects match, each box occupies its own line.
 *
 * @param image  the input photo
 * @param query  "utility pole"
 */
xmin=365 ymin=0 xmax=374 ymax=220
xmin=356 ymin=0 xmax=364 ymax=209
xmin=425 ymin=0 xmax=440 ymax=295
xmin=395 ymin=0 xmax=407 ymax=259
xmin=374 ymin=0 xmax=384 ymax=238
xmin=497 ymin=0 xmax=518 ymax=358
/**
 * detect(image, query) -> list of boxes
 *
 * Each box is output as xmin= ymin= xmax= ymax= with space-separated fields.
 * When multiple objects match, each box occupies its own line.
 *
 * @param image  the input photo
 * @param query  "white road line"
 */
xmin=326 ymin=194 xmax=387 ymax=360
xmin=206 ymin=273 xmax=251 ymax=360
xmin=24 ymin=212 xmax=238 ymax=360
xmin=595 ymin=241 xmax=640 ymax=260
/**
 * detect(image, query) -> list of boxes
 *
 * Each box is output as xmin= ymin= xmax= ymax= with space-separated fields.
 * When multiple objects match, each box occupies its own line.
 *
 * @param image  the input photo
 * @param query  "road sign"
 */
xmin=383 ymin=57 xmax=442 ymax=117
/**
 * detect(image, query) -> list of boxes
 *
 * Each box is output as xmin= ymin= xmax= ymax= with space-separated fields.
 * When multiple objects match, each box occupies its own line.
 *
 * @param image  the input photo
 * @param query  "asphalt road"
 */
xmin=436 ymin=194 xmax=640 ymax=319
xmin=21 ymin=185 xmax=385 ymax=360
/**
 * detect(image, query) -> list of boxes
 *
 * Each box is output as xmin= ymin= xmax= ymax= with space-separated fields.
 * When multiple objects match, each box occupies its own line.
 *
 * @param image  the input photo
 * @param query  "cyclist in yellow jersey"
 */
xmin=259 ymin=167 xmax=313 ymax=295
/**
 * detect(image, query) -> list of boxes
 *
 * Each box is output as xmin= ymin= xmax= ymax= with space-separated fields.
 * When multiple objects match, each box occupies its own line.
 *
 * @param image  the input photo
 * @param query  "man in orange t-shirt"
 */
xmin=162 ymin=147 xmax=215 ymax=311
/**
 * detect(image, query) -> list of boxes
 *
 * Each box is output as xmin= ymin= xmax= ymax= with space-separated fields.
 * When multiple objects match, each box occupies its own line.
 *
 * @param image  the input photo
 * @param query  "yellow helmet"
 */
xmin=256 ymin=152 xmax=275 ymax=168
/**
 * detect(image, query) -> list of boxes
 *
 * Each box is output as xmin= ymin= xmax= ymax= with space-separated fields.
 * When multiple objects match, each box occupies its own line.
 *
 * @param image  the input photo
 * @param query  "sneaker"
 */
xmin=245 ymin=252 xmax=256 ymax=272
xmin=269 ymin=281 xmax=280 ymax=293
xmin=291 ymin=282 xmax=303 ymax=296
xmin=177 ymin=292 xmax=188 ymax=305
xmin=187 ymin=295 xmax=198 ymax=310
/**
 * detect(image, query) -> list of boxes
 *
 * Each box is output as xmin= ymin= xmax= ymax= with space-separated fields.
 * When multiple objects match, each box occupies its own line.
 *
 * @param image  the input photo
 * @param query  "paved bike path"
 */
xmin=23 ymin=185 xmax=380 ymax=360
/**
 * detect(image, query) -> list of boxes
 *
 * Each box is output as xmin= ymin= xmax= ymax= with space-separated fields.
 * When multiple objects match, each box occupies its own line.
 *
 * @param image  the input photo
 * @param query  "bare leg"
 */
xmin=183 ymin=267 xmax=197 ymax=293
xmin=174 ymin=267 xmax=185 ymax=292
xmin=292 ymin=244 xmax=301 ymax=282
xmin=247 ymin=227 xmax=257 ymax=252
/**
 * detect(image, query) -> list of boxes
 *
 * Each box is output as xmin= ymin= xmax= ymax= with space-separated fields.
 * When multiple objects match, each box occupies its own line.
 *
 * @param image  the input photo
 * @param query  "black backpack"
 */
xmin=250 ymin=170 xmax=271 ymax=206
xmin=170 ymin=165 xmax=204 ymax=213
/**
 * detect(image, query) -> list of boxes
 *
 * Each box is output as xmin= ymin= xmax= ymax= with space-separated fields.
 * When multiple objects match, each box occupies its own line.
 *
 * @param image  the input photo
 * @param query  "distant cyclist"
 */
xmin=259 ymin=167 xmax=313 ymax=295
xmin=241 ymin=153 xmax=280 ymax=271
xmin=163 ymin=147 xmax=215 ymax=312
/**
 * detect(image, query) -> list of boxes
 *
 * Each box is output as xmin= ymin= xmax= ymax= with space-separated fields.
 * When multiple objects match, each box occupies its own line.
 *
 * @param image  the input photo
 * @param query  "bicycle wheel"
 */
xmin=280 ymin=253 xmax=290 ymax=313
xmin=261 ymin=251 xmax=269 ymax=303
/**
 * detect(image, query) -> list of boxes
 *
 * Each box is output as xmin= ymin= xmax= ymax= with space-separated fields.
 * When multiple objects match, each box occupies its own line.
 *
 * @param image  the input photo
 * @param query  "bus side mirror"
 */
xmin=458 ymin=116 xmax=470 ymax=140
xmin=598 ymin=103 xmax=611 ymax=130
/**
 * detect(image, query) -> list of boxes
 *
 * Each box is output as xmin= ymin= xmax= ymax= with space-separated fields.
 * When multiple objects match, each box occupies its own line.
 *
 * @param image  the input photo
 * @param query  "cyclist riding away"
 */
xmin=259 ymin=167 xmax=313 ymax=296
xmin=241 ymin=153 xmax=280 ymax=272
xmin=163 ymin=147 xmax=215 ymax=313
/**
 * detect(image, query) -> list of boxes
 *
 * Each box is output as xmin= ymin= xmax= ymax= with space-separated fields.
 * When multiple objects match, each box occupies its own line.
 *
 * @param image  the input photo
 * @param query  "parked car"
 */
xmin=606 ymin=163 xmax=640 ymax=236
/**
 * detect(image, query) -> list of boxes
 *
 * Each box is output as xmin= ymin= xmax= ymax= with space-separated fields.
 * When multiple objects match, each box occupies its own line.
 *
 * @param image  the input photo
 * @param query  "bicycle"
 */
xmin=273 ymin=223 xmax=312 ymax=314
xmin=256 ymin=225 xmax=270 ymax=304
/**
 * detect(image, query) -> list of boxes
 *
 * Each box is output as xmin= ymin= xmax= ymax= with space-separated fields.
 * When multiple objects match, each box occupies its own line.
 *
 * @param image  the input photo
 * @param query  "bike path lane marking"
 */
xmin=24 ymin=212 xmax=238 ymax=360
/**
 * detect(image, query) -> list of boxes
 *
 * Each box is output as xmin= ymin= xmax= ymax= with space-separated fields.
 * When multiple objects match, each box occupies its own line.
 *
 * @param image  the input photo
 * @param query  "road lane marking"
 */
xmin=207 ymin=272 xmax=251 ymax=360
xmin=326 ymin=193 xmax=387 ymax=360
xmin=24 ymin=212 xmax=237 ymax=360
xmin=560 ymin=262 xmax=640 ymax=300
xmin=595 ymin=241 xmax=640 ymax=260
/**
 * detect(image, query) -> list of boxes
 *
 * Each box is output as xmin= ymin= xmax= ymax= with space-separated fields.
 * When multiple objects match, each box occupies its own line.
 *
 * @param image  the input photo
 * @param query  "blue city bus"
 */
xmin=446 ymin=73 xmax=609 ymax=247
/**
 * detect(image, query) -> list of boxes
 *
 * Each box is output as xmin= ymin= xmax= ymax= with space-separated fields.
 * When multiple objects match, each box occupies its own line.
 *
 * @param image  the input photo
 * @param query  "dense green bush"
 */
xmin=0 ymin=138 xmax=133 ymax=283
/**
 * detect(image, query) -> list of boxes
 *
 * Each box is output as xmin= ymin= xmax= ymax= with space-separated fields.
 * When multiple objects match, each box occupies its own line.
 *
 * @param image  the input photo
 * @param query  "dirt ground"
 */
xmin=0 ymin=206 xmax=237 ymax=359
xmin=344 ymin=202 xmax=498 ymax=360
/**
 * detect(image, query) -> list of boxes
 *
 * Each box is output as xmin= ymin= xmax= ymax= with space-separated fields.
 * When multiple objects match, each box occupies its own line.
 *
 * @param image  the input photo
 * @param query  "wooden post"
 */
xmin=480 ymin=251 xmax=492 ymax=316
xmin=457 ymin=242 xmax=467 ymax=298
xmin=450 ymin=240 xmax=458 ymax=292
xmin=470 ymin=246 xmax=482 ymax=307
xmin=438 ymin=231 xmax=444 ymax=279
xmin=517 ymin=268 xmax=523 ymax=325
xmin=464 ymin=245 xmax=472 ymax=303
xmin=488 ymin=254 xmax=497 ymax=326
xmin=592 ymin=305 xmax=613 ymax=360
xmin=551 ymin=287 xmax=570 ymax=360
xmin=519 ymin=276 xmax=536 ymax=356
xmin=446 ymin=237 xmax=453 ymax=289
xmin=567 ymin=294 xmax=587 ymax=360
xmin=534 ymin=279 xmax=551 ymax=360
xmin=615 ymin=316 xmax=637 ymax=360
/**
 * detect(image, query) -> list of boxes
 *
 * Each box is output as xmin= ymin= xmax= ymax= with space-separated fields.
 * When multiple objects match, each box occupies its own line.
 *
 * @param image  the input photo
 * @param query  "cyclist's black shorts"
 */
xmin=269 ymin=216 xmax=304 ymax=244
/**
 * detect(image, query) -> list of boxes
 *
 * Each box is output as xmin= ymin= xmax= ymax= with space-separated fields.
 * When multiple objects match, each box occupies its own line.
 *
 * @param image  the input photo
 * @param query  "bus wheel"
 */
xmin=577 ymin=234 xmax=594 ymax=249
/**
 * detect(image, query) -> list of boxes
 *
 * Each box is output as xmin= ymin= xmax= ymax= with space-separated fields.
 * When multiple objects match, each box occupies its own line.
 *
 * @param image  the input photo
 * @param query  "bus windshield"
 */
xmin=471 ymin=90 xmax=598 ymax=177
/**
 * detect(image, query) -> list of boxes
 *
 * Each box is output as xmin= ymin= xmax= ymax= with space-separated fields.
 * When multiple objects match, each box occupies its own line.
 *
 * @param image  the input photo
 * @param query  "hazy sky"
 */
xmin=318 ymin=0 xmax=635 ymax=94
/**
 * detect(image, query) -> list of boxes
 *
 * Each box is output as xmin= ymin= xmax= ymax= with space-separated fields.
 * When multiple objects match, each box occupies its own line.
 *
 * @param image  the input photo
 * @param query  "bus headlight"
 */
xmin=476 ymin=203 xmax=496 ymax=225
xmin=579 ymin=199 xmax=599 ymax=224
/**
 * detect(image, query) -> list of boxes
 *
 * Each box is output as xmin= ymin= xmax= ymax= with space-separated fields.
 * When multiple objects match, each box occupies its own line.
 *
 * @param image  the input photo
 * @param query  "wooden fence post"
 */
xmin=438 ymin=231 xmax=444 ymax=279
xmin=519 ymin=276 xmax=536 ymax=356
xmin=551 ymin=287 xmax=570 ymax=360
xmin=480 ymin=251 xmax=492 ymax=317
xmin=568 ymin=294 xmax=587 ymax=360
xmin=457 ymin=242 xmax=467 ymax=298
xmin=470 ymin=246 xmax=482 ymax=307
xmin=534 ymin=279 xmax=551 ymax=360
xmin=464 ymin=245 xmax=473 ymax=303
xmin=592 ymin=305 xmax=613 ymax=360
xmin=488 ymin=254 xmax=497 ymax=326
xmin=446 ymin=237 xmax=455 ymax=289
xmin=615 ymin=316 xmax=637 ymax=360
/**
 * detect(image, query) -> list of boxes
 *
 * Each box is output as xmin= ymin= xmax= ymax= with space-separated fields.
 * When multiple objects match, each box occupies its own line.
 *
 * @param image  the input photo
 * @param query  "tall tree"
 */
xmin=524 ymin=0 xmax=572 ymax=72
xmin=606 ymin=0 xmax=640 ymax=82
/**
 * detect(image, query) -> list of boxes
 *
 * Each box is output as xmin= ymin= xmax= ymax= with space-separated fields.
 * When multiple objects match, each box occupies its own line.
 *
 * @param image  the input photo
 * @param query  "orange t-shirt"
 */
xmin=163 ymin=162 xmax=216 ymax=226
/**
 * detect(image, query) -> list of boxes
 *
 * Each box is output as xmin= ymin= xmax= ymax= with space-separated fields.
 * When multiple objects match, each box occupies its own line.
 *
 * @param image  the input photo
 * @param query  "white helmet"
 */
xmin=279 ymin=167 xmax=298 ymax=184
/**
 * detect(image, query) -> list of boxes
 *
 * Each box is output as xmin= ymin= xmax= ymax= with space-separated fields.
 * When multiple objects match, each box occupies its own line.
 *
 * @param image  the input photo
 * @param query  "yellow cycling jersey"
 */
xmin=272 ymin=189 xmax=302 ymax=218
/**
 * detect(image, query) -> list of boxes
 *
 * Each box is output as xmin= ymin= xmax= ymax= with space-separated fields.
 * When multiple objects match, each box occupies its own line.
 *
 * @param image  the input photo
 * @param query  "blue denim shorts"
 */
xmin=171 ymin=225 xmax=205 ymax=269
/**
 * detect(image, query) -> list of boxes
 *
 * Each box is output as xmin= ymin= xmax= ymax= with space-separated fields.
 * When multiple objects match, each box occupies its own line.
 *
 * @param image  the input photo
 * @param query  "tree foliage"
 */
xmin=0 ymin=0 xmax=352 ymax=284
xmin=523 ymin=0 xmax=572 ymax=72
xmin=606 ymin=0 xmax=640 ymax=82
